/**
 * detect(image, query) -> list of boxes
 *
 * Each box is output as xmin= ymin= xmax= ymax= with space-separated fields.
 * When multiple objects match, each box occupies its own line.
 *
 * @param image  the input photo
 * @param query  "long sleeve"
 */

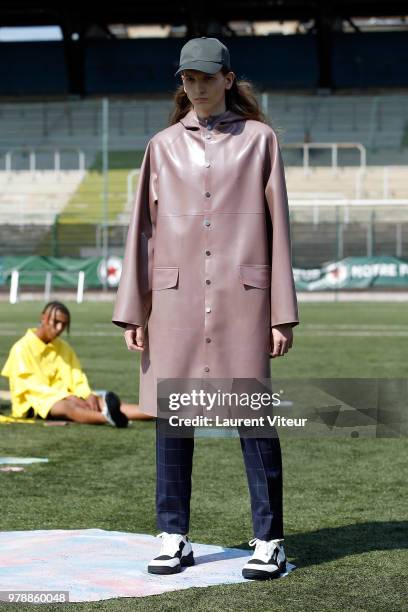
xmin=2 ymin=346 xmax=69 ymax=416
xmin=68 ymin=349 xmax=92 ymax=398
xmin=264 ymin=128 xmax=299 ymax=328
xmin=112 ymin=139 xmax=158 ymax=329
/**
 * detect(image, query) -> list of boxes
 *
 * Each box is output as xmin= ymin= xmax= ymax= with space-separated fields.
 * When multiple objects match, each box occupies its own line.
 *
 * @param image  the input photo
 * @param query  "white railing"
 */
xmin=1 ymin=147 xmax=86 ymax=173
xmin=9 ymin=270 xmax=86 ymax=304
xmin=282 ymin=142 xmax=367 ymax=170
xmin=291 ymin=199 xmax=408 ymax=206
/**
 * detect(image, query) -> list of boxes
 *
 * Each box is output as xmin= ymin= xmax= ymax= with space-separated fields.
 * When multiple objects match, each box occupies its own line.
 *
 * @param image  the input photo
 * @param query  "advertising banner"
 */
xmin=1 ymin=255 xmax=408 ymax=290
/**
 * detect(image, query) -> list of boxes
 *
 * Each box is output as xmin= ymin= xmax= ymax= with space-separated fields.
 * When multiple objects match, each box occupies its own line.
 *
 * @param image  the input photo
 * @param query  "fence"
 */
xmin=8 ymin=269 xmax=86 ymax=304
xmin=1 ymin=211 xmax=407 ymax=267
xmin=1 ymin=97 xmax=408 ymax=270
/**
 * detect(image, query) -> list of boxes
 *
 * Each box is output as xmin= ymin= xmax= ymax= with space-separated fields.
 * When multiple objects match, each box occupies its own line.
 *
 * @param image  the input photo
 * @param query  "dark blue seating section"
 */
xmin=0 ymin=32 xmax=407 ymax=95
xmin=0 ymin=42 xmax=69 ymax=95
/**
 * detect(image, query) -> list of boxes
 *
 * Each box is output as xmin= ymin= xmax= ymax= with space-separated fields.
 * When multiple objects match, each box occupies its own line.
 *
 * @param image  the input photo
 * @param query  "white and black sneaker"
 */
xmin=242 ymin=538 xmax=286 ymax=580
xmin=147 ymin=532 xmax=194 ymax=575
xmin=101 ymin=391 xmax=128 ymax=428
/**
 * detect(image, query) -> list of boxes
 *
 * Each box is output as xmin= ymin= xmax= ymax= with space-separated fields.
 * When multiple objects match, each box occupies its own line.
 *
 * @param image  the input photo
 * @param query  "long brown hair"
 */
xmin=169 ymin=66 xmax=271 ymax=126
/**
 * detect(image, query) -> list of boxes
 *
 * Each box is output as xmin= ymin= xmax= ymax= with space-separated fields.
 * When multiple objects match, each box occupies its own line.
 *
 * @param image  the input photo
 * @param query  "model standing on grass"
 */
xmin=112 ymin=37 xmax=299 ymax=579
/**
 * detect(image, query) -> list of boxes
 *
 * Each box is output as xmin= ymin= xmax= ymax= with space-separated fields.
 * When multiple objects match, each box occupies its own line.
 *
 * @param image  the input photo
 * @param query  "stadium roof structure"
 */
xmin=1 ymin=1 xmax=407 ymax=95
xmin=0 ymin=1 xmax=408 ymax=29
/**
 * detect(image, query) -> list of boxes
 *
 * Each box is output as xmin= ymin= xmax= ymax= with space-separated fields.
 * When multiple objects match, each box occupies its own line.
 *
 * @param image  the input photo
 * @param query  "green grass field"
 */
xmin=0 ymin=301 xmax=407 ymax=611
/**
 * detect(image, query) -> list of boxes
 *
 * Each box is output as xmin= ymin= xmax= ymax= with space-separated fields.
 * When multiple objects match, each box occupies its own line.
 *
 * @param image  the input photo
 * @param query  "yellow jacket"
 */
xmin=1 ymin=328 xmax=92 ymax=419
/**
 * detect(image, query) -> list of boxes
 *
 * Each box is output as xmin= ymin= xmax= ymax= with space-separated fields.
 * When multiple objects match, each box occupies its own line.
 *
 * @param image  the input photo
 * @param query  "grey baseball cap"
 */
xmin=174 ymin=36 xmax=231 ymax=77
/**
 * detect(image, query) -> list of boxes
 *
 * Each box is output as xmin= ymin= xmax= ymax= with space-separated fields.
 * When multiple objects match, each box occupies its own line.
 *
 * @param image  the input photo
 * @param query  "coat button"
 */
xmin=206 ymin=279 xmax=211 ymax=285
xmin=206 ymin=337 xmax=211 ymax=343
xmin=205 ymin=249 xmax=211 ymax=256
xmin=205 ymin=162 xmax=211 ymax=168
xmin=204 ymin=219 xmax=211 ymax=227
xmin=204 ymin=366 xmax=210 ymax=372
xmin=205 ymin=134 xmax=212 ymax=139
xmin=205 ymin=192 xmax=211 ymax=197
xmin=205 ymin=306 xmax=211 ymax=313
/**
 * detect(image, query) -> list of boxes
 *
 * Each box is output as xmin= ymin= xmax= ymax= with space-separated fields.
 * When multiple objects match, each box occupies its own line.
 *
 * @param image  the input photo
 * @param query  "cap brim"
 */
xmin=174 ymin=60 xmax=223 ymax=77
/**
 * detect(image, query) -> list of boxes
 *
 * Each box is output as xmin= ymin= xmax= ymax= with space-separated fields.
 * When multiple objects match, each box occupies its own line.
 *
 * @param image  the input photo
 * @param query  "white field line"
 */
xmin=0 ymin=323 xmax=408 ymax=330
xmin=0 ymin=326 xmax=408 ymax=337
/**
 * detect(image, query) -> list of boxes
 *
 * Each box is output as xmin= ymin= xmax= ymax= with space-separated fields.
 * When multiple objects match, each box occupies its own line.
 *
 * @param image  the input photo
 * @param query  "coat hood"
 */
xmin=179 ymin=108 xmax=245 ymax=129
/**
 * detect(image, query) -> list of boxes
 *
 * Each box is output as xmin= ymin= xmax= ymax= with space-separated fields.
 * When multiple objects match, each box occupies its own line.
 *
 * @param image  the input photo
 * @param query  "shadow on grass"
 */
xmin=231 ymin=520 xmax=408 ymax=568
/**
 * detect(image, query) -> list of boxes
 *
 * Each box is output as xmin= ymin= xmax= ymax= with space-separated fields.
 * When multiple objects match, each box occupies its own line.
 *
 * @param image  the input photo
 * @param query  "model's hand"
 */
xmin=270 ymin=324 xmax=293 ymax=358
xmin=85 ymin=393 xmax=101 ymax=412
xmin=64 ymin=395 xmax=97 ymax=410
xmin=124 ymin=324 xmax=145 ymax=352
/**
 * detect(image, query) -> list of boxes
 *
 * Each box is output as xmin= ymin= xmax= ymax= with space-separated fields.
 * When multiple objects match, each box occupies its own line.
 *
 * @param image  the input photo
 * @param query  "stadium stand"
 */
xmin=1 ymin=94 xmax=408 ymax=152
xmin=0 ymin=171 xmax=85 ymax=223
xmin=1 ymin=94 xmax=407 ymax=263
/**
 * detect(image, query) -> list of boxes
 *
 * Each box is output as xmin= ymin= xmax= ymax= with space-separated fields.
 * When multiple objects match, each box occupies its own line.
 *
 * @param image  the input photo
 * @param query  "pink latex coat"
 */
xmin=112 ymin=107 xmax=299 ymax=416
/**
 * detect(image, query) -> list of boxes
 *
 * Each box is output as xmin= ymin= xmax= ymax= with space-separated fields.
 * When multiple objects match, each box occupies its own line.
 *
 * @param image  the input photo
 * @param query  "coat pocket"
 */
xmin=152 ymin=266 xmax=179 ymax=290
xmin=239 ymin=264 xmax=271 ymax=289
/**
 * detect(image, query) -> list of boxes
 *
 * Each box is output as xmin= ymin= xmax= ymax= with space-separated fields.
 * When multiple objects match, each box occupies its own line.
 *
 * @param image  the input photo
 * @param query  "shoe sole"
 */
xmin=147 ymin=551 xmax=195 ymax=575
xmin=242 ymin=561 xmax=286 ymax=580
xmin=105 ymin=391 xmax=128 ymax=428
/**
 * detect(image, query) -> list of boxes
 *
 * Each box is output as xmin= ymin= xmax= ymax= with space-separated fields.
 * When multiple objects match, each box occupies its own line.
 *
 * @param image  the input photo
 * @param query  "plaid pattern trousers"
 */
xmin=155 ymin=419 xmax=283 ymax=540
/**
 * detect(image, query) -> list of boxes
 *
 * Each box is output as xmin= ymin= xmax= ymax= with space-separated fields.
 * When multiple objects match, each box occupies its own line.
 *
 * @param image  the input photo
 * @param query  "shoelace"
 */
xmin=248 ymin=538 xmax=283 ymax=560
xmin=156 ymin=532 xmax=186 ymax=557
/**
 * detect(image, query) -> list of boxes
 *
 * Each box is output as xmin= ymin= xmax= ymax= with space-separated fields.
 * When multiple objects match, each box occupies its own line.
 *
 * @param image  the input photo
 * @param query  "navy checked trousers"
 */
xmin=155 ymin=419 xmax=284 ymax=540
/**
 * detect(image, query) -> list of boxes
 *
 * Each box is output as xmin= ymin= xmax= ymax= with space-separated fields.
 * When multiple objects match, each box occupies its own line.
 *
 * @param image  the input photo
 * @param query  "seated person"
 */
xmin=1 ymin=301 xmax=153 ymax=427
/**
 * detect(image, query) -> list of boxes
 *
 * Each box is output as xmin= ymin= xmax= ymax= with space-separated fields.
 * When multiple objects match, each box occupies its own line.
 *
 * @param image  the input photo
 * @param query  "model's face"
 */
xmin=40 ymin=308 xmax=69 ymax=341
xmin=181 ymin=69 xmax=234 ymax=113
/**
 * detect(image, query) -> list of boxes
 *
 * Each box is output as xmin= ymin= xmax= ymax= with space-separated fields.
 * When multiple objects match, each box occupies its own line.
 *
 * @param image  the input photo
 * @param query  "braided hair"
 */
xmin=41 ymin=301 xmax=71 ymax=335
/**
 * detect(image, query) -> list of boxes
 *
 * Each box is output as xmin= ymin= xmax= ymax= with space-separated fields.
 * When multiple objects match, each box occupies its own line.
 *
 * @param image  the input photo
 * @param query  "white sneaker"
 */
xmin=242 ymin=538 xmax=286 ymax=580
xmin=147 ymin=532 xmax=195 ymax=575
